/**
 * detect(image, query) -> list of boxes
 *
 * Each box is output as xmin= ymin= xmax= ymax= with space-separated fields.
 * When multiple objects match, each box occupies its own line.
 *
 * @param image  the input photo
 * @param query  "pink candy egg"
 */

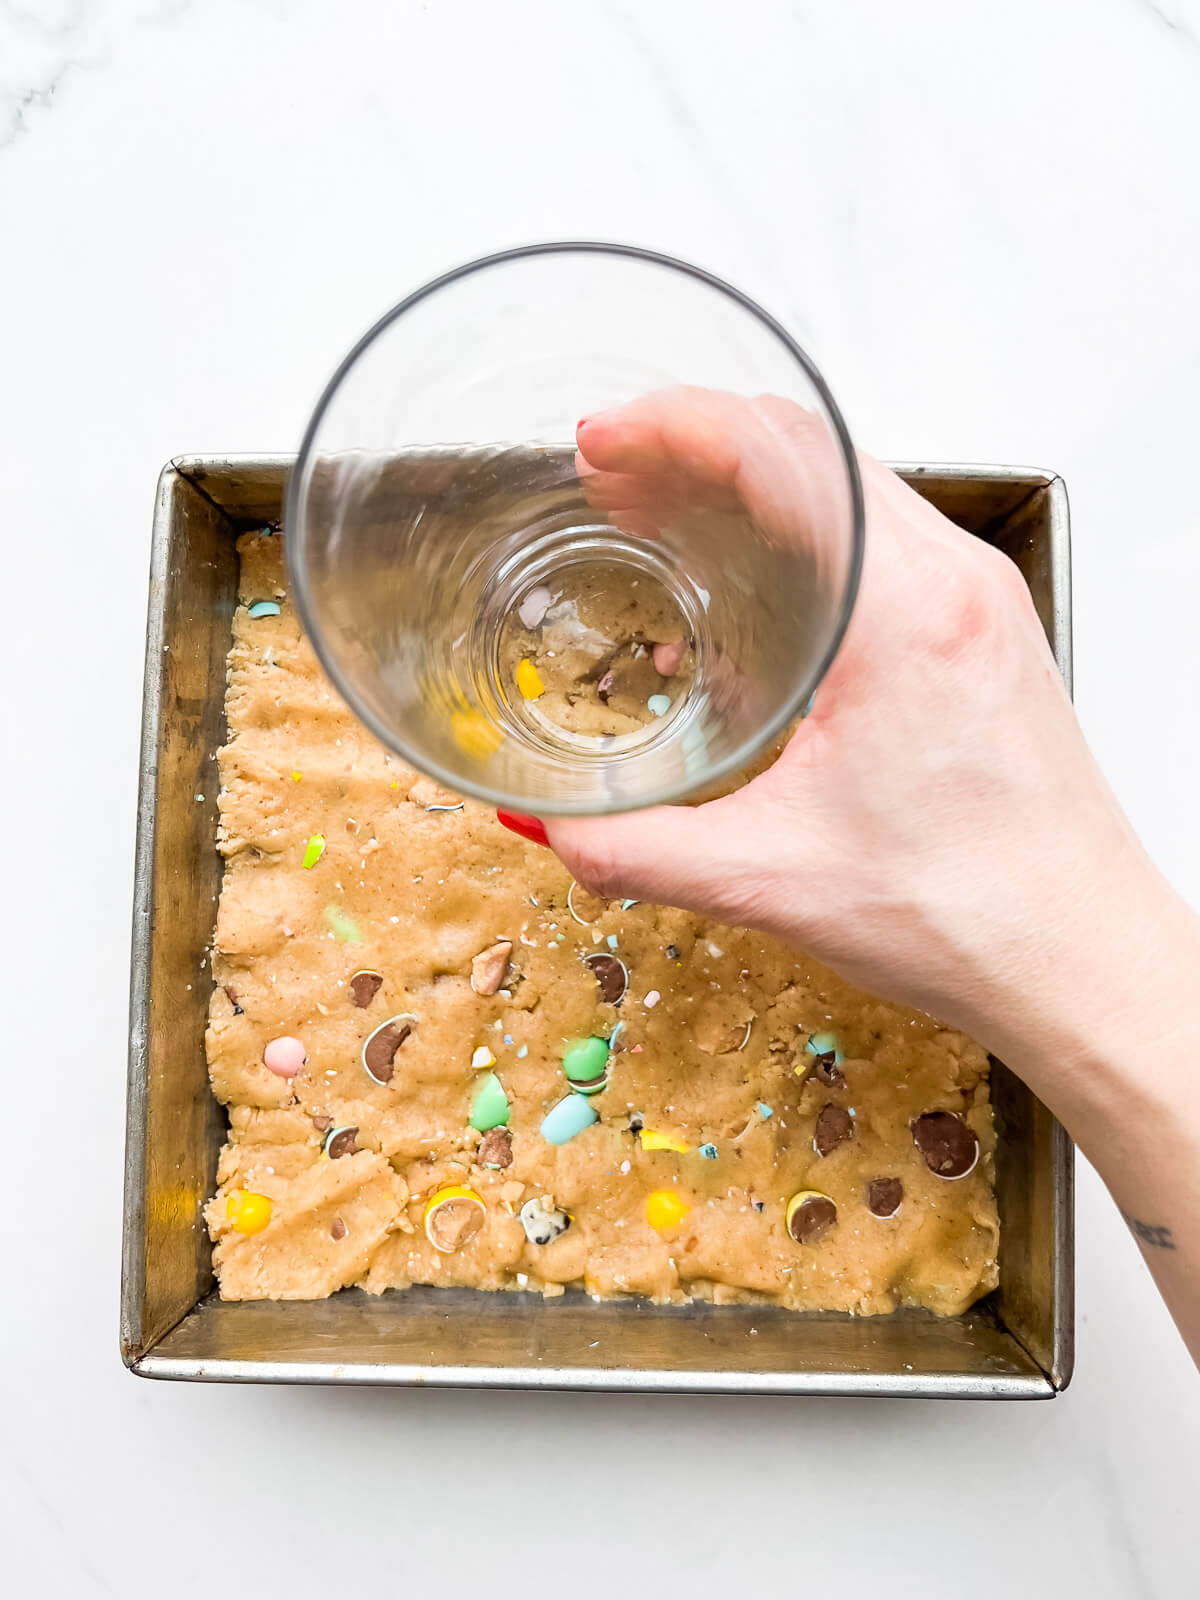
xmin=652 ymin=639 xmax=687 ymax=677
xmin=263 ymin=1035 xmax=307 ymax=1077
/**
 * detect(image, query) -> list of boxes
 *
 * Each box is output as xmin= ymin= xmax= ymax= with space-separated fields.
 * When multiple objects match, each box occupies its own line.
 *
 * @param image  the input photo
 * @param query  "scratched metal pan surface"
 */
xmin=122 ymin=455 xmax=1073 ymax=1397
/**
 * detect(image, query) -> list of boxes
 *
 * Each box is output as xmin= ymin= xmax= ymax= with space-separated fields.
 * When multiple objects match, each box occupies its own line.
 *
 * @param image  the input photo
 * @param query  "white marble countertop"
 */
xmin=4 ymin=0 xmax=1197 ymax=1594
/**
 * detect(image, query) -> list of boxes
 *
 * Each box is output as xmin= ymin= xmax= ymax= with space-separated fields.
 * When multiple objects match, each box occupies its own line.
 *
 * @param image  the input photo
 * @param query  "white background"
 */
xmin=4 ymin=1 xmax=1198 ymax=1595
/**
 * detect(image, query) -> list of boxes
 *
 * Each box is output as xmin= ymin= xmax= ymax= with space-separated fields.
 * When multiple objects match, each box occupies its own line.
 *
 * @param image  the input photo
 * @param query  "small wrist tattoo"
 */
xmin=1120 ymin=1210 xmax=1176 ymax=1250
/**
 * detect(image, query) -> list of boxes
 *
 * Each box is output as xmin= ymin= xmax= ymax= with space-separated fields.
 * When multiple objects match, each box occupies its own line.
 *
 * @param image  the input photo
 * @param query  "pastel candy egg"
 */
xmin=469 ymin=1072 xmax=510 ymax=1132
xmin=263 ymin=1035 xmax=306 ymax=1077
xmin=562 ymin=1035 xmax=610 ymax=1084
xmin=424 ymin=1186 xmax=486 ymax=1253
xmin=785 ymin=1189 xmax=838 ymax=1244
xmin=540 ymin=1094 xmax=598 ymax=1145
xmin=646 ymin=693 xmax=672 ymax=717
xmin=646 ymin=1189 xmax=689 ymax=1231
xmin=226 ymin=1190 xmax=272 ymax=1235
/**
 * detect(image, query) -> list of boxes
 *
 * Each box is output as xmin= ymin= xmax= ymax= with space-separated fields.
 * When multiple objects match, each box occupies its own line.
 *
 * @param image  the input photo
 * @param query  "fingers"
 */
xmin=576 ymin=387 xmax=851 ymax=557
xmin=544 ymin=802 xmax=739 ymax=915
xmin=577 ymin=386 xmax=747 ymax=485
xmin=542 ymin=787 xmax=808 ymax=935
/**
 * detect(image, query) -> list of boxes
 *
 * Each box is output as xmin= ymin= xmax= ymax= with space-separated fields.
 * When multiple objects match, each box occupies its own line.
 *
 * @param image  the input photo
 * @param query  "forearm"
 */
xmin=977 ymin=874 xmax=1200 ymax=1365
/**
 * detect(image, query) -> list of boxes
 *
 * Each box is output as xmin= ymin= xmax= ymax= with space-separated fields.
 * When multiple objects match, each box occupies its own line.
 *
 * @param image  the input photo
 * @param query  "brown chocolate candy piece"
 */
xmin=330 ymin=1217 xmax=347 ymax=1241
xmin=350 ymin=970 xmax=383 ymax=1008
xmin=585 ymin=952 xmax=628 ymax=1004
xmin=813 ymin=1103 xmax=855 ymax=1157
xmin=867 ymin=1177 xmax=903 ymax=1218
xmin=476 ymin=1127 xmax=513 ymax=1170
xmin=788 ymin=1194 xmax=837 ymax=1244
xmin=810 ymin=1050 xmax=845 ymax=1089
xmin=911 ymin=1112 xmax=979 ymax=1179
xmin=596 ymin=670 xmax=615 ymax=702
xmin=326 ymin=1126 xmax=359 ymax=1160
xmin=311 ymin=1114 xmax=333 ymax=1132
xmin=222 ymin=983 xmax=244 ymax=1015
xmin=363 ymin=1017 xmax=413 ymax=1084
xmin=470 ymin=939 xmax=513 ymax=996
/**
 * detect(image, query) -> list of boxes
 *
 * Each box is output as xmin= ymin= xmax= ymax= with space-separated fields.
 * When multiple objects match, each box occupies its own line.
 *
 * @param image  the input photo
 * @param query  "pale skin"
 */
xmin=531 ymin=388 xmax=1200 ymax=1366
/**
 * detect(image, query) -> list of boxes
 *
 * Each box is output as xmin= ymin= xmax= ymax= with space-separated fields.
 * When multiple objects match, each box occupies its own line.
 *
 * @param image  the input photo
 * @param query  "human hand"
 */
xmin=541 ymin=388 xmax=1186 ymax=1076
xmin=511 ymin=385 xmax=1200 ymax=1364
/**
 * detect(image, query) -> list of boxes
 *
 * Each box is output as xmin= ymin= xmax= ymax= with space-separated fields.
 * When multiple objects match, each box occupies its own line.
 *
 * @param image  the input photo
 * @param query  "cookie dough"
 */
xmin=497 ymin=563 xmax=695 ymax=740
xmin=204 ymin=531 xmax=1000 ymax=1316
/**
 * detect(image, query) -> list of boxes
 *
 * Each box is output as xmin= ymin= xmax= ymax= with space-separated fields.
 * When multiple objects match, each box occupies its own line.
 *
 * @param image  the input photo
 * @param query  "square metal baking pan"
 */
xmin=122 ymin=455 xmax=1073 ymax=1398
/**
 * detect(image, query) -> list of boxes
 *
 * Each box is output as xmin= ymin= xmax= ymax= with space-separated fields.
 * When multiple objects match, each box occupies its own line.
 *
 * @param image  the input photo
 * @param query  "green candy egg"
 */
xmin=468 ymin=1071 xmax=509 ymax=1132
xmin=561 ymin=1035 xmax=610 ymax=1083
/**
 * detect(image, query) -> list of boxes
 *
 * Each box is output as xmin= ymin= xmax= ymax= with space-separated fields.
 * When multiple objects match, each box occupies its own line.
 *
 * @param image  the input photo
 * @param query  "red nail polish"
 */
xmin=496 ymin=810 xmax=549 ymax=847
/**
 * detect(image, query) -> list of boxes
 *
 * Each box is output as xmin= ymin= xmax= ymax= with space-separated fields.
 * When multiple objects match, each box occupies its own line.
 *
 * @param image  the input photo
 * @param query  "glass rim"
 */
xmin=285 ymin=240 xmax=866 ymax=815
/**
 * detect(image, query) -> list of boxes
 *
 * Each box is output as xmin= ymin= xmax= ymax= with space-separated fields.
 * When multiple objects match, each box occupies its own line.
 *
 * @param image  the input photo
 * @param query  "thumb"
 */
xmin=543 ymin=800 xmax=749 ymax=922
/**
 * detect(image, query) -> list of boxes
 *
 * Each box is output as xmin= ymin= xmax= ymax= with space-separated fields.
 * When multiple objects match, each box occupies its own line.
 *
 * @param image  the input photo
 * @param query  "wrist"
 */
xmin=972 ymin=860 xmax=1200 ymax=1138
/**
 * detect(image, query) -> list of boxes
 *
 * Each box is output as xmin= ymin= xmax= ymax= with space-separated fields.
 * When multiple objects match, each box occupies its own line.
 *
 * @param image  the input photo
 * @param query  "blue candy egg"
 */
xmin=540 ymin=1094 xmax=598 ymax=1145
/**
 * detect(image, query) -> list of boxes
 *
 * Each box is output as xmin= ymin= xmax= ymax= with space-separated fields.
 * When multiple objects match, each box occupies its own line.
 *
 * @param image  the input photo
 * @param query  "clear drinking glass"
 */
xmin=287 ymin=243 xmax=863 ymax=814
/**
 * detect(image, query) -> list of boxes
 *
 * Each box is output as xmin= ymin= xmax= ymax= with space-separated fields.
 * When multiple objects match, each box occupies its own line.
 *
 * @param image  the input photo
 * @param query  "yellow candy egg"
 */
xmin=424 ymin=1185 xmax=486 ymax=1253
xmin=516 ymin=657 xmax=545 ymax=699
xmin=450 ymin=709 xmax=503 ymax=758
xmin=226 ymin=1190 xmax=272 ymax=1235
xmin=646 ymin=1189 xmax=690 ymax=1232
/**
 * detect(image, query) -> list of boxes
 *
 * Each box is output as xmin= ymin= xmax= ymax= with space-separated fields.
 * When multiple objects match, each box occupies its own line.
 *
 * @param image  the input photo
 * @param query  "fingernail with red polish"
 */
xmin=576 ymin=417 xmax=589 ymax=433
xmin=496 ymin=810 xmax=549 ymax=847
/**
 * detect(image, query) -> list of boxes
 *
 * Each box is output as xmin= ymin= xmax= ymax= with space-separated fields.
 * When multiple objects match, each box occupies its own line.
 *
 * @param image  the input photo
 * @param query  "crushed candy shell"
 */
xmin=567 ymin=880 xmax=607 ymax=925
xmin=642 ymin=989 xmax=661 ymax=1009
xmin=302 ymin=834 xmax=325 ymax=869
xmin=517 ymin=585 xmax=553 ymax=628
xmin=471 ymin=1045 xmax=496 ymax=1070
xmin=813 ymin=1103 xmax=855 ymax=1157
xmin=520 ymin=1195 xmax=571 ymax=1245
xmin=424 ymin=1186 xmax=486 ymax=1253
xmin=640 ymin=1129 xmax=689 ymax=1154
xmin=646 ymin=1189 xmax=690 ymax=1231
xmin=646 ymin=693 xmax=671 ymax=717
xmin=469 ymin=1071 xmax=510 ymax=1132
xmin=911 ymin=1112 xmax=979 ymax=1179
xmin=516 ymin=657 xmax=545 ymax=699
xmin=477 ymin=1127 xmax=513 ymax=1169
xmin=867 ymin=1177 xmax=904 ymax=1218
xmin=698 ymin=1143 xmax=719 ymax=1160
xmin=324 ymin=1125 xmax=359 ymax=1160
xmin=471 ymin=938 xmax=513 ymax=995
xmin=349 ymin=970 xmax=383 ymax=1008
xmin=757 ymin=1102 xmax=774 ymax=1119
xmin=786 ymin=1189 xmax=838 ymax=1244
xmin=585 ymin=952 xmax=628 ymax=1004
xmin=247 ymin=600 xmax=280 ymax=618
xmin=362 ymin=1014 xmax=415 ymax=1085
